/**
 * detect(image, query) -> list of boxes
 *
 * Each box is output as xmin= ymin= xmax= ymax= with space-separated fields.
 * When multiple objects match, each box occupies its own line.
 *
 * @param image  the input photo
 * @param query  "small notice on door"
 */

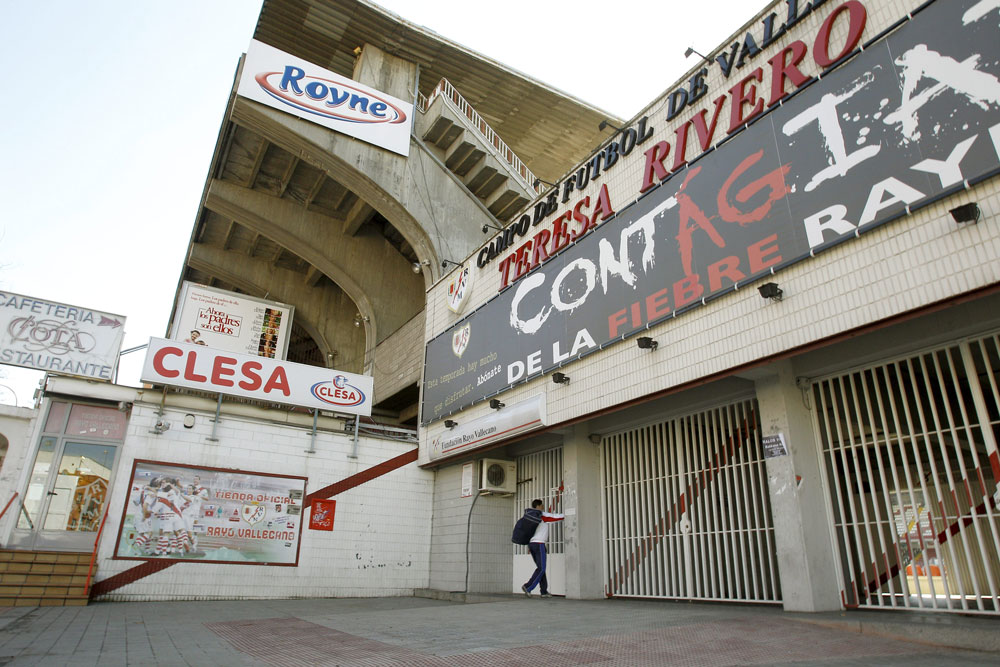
xmin=762 ymin=433 xmax=788 ymax=459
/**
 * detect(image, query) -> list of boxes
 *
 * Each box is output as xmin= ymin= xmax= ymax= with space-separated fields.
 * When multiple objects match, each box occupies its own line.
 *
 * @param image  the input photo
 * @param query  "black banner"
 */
xmin=423 ymin=0 xmax=1000 ymax=424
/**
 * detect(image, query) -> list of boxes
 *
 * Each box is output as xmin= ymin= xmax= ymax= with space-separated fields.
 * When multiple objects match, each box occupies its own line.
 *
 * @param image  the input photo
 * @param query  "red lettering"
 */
xmin=717 ymin=150 xmax=791 ymax=225
xmin=630 ymin=302 xmax=642 ymax=329
xmin=498 ymin=255 xmax=516 ymax=290
xmin=550 ymin=212 xmax=572 ymax=253
xmin=211 ymin=355 xmax=237 ymax=387
xmin=690 ymin=95 xmax=728 ymax=153
xmin=768 ymin=41 xmax=811 ymax=107
xmin=728 ymin=67 xmax=764 ymax=133
xmin=609 ymin=309 xmax=629 ymax=338
xmin=675 ymin=167 xmax=726 ymax=277
xmin=672 ymin=121 xmax=692 ymax=172
xmin=263 ymin=367 xmax=291 ymax=396
xmin=814 ymin=1 xmax=867 ymax=68
xmin=152 ymin=346 xmax=182 ymax=378
xmin=570 ymin=197 xmax=592 ymax=240
xmin=673 ymin=274 xmax=704 ymax=309
xmin=645 ymin=288 xmax=671 ymax=320
xmin=183 ymin=351 xmax=207 ymax=382
xmin=707 ymin=256 xmax=746 ymax=292
xmin=590 ymin=184 xmax=615 ymax=226
xmin=512 ymin=241 xmax=533 ymax=281
xmin=239 ymin=361 xmax=263 ymax=390
xmin=748 ymin=234 xmax=783 ymax=274
xmin=639 ymin=140 xmax=671 ymax=193
xmin=530 ymin=228 xmax=552 ymax=267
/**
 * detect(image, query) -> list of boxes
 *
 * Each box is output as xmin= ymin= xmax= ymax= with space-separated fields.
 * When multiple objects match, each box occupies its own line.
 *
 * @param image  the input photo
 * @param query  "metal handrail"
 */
xmin=418 ymin=78 xmax=540 ymax=194
xmin=0 ymin=492 xmax=18 ymax=524
xmin=18 ymin=502 xmax=34 ymax=531
xmin=84 ymin=504 xmax=112 ymax=598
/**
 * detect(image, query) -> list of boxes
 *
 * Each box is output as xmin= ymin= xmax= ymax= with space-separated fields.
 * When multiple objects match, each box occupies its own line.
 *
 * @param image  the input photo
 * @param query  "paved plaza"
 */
xmin=0 ymin=595 xmax=996 ymax=666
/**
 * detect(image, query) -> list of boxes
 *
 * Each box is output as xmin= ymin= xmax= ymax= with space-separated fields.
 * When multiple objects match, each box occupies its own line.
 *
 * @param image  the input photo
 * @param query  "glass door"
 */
xmin=11 ymin=401 xmax=125 ymax=551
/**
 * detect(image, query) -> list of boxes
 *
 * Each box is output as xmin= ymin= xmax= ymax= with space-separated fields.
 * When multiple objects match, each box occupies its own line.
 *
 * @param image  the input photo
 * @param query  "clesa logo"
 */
xmin=255 ymin=66 xmax=407 ymax=125
xmin=311 ymin=374 xmax=366 ymax=407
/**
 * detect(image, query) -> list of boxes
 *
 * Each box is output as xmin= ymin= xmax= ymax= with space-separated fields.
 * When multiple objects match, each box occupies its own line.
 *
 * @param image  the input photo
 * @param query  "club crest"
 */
xmin=447 ymin=266 xmax=472 ymax=313
xmin=452 ymin=324 xmax=471 ymax=358
xmin=242 ymin=503 xmax=266 ymax=526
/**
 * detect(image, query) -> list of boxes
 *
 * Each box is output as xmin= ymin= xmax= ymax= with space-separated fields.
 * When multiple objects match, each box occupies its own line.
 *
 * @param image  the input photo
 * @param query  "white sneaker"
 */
xmin=521 ymin=584 xmax=531 ymax=597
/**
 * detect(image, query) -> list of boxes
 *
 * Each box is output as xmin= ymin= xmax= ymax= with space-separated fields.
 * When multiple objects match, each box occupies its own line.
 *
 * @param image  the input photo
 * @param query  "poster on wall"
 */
xmin=422 ymin=0 xmax=1000 ymax=424
xmin=169 ymin=281 xmax=293 ymax=361
xmin=0 ymin=291 xmax=125 ymax=381
xmin=308 ymin=499 xmax=336 ymax=531
xmin=113 ymin=460 xmax=307 ymax=566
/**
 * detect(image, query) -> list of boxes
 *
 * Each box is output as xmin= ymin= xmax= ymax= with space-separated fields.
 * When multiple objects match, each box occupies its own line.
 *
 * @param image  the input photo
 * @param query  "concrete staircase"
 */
xmin=419 ymin=83 xmax=536 ymax=223
xmin=0 ymin=550 xmax=92 ymax=607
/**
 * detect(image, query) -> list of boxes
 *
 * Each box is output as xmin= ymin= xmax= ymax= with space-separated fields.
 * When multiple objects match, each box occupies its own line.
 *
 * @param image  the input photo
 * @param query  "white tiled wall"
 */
xmin=421 ymin=0 xmax=999 ymax=455
xmin=428 ymin=464 xmax=514 ymax=593
xmin=95 ymin=402 xmax=432 ymax=601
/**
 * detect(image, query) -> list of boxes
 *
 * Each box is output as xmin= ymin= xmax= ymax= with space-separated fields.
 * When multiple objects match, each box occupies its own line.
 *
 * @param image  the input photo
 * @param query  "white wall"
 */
xmin=428 ymin=463 xmax=514 ymax=593
xmin=0 ymin=404 xmax=40 ymax=541
xmin=94 ymin=401 xmax=433 ymax=601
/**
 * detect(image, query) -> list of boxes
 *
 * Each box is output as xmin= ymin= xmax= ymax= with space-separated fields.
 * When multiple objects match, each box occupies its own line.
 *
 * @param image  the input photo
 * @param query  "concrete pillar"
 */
xmin=754 ymin=360 xmax=842 ymax=612
xmin=353 ymin=44 xmax=417 ymax=104
xmin=562 ymin=423 xmax=604 ymax=599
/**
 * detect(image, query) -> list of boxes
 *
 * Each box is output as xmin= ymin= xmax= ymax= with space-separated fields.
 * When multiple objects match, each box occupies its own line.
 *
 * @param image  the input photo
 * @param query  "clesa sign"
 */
xmin=141 ymin=338 xmax=372 ymax=416
xmin=238 ymin=39 xmax=413 ymax=157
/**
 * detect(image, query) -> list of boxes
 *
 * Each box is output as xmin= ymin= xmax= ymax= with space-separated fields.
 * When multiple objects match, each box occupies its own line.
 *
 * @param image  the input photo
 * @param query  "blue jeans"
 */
xmin=525 ymin=542 xmax=548 ymax=594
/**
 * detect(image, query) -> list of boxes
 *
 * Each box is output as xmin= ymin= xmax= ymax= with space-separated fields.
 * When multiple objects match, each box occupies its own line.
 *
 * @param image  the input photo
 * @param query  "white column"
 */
xmin=562 ymin=423 xmax=605 ymax=599
xmin=755 ymin=360 xmax=842 ymax=611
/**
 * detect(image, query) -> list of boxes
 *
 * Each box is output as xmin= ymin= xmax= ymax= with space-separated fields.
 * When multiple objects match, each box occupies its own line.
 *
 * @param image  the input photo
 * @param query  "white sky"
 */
xmin=0 ymin=0 xmax=756 ymax=407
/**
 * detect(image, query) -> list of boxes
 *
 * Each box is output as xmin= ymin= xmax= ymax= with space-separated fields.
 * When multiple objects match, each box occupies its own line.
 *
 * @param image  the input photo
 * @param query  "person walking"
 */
xmin=521 ymin=499 xmax=564 ymax=598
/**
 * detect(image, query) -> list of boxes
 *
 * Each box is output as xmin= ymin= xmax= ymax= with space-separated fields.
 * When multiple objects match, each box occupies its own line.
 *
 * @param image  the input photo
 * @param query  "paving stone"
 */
xmin=0 ymin=597 xmax=994 ymax=665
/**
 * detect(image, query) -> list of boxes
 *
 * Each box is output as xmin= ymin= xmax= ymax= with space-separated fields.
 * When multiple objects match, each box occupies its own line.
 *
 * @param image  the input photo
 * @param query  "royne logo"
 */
xmin=255 ymin=66 xmax=408 ymax=125
xmin=311 ymin=374 xmax=366 ymax=407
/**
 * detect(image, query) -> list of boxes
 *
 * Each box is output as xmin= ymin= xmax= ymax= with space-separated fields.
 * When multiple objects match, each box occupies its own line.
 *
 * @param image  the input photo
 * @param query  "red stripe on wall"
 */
xmin=304 ymin=448 xmax=418 ymax=507
xmin=90 ymin=560 xmax=176 ymax=598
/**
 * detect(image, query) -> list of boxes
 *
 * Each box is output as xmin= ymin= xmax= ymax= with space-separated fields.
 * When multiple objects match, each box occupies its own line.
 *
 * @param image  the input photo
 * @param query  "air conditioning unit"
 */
xmin=480 ymin=459 xmax=516 ymax=494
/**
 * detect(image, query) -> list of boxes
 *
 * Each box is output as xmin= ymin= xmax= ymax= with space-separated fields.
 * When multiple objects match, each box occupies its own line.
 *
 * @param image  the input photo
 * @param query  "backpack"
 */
xmin=511 ymin=508 xmax=542 ymax=545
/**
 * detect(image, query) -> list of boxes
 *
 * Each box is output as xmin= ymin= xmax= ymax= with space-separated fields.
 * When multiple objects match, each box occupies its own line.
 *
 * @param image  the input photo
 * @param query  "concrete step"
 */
xmin=1 ymin=573 xmax=89 ymax=586
xmin=0 ymin=549 xmax=91 ymax=565
xmin=0 ymin=550 xmax=93 ymax=607
xmin=0 ymin=595 xmax=89 ymax=607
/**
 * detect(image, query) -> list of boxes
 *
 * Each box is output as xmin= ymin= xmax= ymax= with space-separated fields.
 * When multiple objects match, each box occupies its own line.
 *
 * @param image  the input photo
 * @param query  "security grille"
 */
xmin=601 ymin=399 xmax=780 ymax=602
xmin=813 ymin=335 xmax=1000 ymax=614
xmin=513 ymin=448 xmax=563 ymax=555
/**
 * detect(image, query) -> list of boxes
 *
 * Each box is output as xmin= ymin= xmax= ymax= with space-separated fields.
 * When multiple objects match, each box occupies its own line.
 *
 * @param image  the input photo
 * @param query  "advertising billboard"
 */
xmin=170 ymin=281 xmax=293 ymax=361
xmin=113 ymin=460 xmax=307 ymax=566
xmin=0 ymin=291 xmax=125 ymax=381
xmin=422 ymin=0 xmax=1000 ymax=424
xmin=141 ymin=337 xmax=374 ymax=416
xmin=238 ymin=39 xmax=413 ymax=157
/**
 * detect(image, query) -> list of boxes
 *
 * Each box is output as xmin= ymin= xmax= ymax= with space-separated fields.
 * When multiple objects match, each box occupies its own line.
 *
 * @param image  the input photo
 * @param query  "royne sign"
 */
xmin=422 ymin=0 xmax=1000 ymax=424
xmin=0 ymin=292 xmax=125 ymax=381
xmin=238 ymin=39 xmax=413 ymax=157
xmin=141 ymin=338 xmax=373 ymax=415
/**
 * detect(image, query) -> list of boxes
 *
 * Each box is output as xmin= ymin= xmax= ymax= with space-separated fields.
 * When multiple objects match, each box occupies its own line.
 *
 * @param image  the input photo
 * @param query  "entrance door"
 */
xmin=11 ymin=401 xmax=125 ymax=552
xmin=15 ymin=438 xmax=119 ymax=551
